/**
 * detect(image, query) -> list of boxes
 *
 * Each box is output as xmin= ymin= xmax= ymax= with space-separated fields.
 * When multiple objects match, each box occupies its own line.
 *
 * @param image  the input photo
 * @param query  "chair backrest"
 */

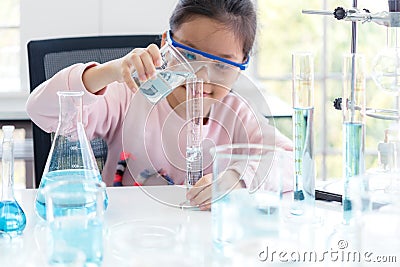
xmin=27 ymin=34 xmax=161 ymax=188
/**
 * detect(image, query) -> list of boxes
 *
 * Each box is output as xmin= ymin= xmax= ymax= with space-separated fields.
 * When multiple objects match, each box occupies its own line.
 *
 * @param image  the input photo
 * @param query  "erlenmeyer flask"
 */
xmin=35 ymin=91 xmax=108 ymax=220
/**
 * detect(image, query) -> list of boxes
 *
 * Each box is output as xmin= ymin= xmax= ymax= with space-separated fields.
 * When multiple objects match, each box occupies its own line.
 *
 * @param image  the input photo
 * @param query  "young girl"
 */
xmin=26 ymin=0 xmax=293 ymax=210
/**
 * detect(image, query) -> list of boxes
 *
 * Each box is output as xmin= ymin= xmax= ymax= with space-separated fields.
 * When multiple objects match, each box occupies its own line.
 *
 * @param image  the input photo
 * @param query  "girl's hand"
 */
xmin=186 ymin=174 xmax=213 ymax=211
xmin=83 ymin=44 xmax=162 ymax=94
xmin=114 ymin=44 xmax=162 ymax=92
xmin=186 ymin=171 xmax=245 ymax=211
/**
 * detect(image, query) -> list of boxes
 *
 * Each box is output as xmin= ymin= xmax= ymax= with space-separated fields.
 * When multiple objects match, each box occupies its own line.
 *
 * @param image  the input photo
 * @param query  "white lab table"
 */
xmin=3 ymin=186 xmax=399 ymax=267
xmin=6 ymin=186 xmax=211 ymax=266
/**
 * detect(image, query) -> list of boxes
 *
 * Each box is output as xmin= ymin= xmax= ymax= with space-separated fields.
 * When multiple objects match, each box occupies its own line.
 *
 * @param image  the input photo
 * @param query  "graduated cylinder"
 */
xmin=291 ymin=52 xmax=315 ymax=214
xmin=342 ymin=53 xmax=366 ymax=224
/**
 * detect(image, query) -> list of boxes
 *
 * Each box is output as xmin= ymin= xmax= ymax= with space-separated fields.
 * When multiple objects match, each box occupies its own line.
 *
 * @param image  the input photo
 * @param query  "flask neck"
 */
xmin=1 ymin=128 xmax=15 ymax=201
xmin=57 ymin=92 xmax=83 ymax=128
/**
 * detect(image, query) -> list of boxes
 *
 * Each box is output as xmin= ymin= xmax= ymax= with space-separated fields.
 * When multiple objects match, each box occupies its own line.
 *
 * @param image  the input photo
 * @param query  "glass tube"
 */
xmin=186 ymin=77 xmax=204 ymax=187
xmin=291 ymin=52 xmax=316 ymax=216
xmin=342 ymin=53 xmax=366 ymax=225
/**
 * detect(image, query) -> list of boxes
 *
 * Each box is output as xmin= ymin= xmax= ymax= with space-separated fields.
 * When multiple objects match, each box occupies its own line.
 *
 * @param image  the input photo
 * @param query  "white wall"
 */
xmin=20 ymin=0 xmax=177 ymax=41
xmin=19 ymin=0 xmax=178 ymax=103
xmin=14 ymin=0 xmax=276 ymax=119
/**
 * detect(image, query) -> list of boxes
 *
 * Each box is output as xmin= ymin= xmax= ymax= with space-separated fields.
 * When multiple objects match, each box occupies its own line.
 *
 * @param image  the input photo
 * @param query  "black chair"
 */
xmin=27 ymin=34 xmax=161 ymax=188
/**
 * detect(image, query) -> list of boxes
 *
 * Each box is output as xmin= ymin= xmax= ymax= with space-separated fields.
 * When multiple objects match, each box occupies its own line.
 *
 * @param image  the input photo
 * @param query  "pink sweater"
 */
xmin=26 ymin=63 xmax=294 ymax=190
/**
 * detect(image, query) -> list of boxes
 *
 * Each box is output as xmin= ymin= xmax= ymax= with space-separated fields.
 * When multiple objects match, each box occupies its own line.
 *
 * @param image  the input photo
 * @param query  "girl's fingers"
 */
xmin=125 ymin=76 xmax=139 ymax=92
xmin=147 ymin=44 xmax=162 ymax=67
xmin=130 ymin=50 xmax=147 ymax=82
xmin=121 ymin=61 xmax=139 ymax=92
xmin=186 ymin=174 xmax=213 ymax=210
xmin=190 ymin=184 xmax=211 ymax=207
xmin=199 ymin=203 xmax=211 ymax=211
xmin=140 ymin=50 xmax=157 ymax=79
xmin=186 ymin=174 xmax=212 ymax=200
xmin=130 ymin=44 xmax=161 ymax=80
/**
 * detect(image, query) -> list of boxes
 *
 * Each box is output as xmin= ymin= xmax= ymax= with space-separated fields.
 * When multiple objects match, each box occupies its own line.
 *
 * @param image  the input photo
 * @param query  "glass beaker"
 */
xmin=0 ymin=125 xmax=26 ymax=237
xmin=35 ymin=91 xmax=108 ymax=220
xmin=133 ymin=42 xmax=195 ymax=105
xmin=210 ymin=144 xmax=284 ymax=256
xmin=44 ymin=179 xmax=106 ymax=266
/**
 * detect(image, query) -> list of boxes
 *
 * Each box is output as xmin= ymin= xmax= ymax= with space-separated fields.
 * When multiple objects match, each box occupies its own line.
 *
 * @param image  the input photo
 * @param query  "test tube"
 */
xmin=291 ymin=52 xmax=316 ymax=216
xmin=186 ymin=77 xmax=203 ymax=187
xmin=342 ymin=53 xmax=366 ymax=224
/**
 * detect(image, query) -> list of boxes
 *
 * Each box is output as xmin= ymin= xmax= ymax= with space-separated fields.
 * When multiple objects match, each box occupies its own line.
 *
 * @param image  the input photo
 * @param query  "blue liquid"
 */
xmin=292 ymin=107 xmax=315 ymax=214
xmin=35 ymin=169 xmax=108 ymax=220
xmin=137 ymin=71 xmax=193 ymax=104
xmin=0 ymin=200 xmax=26 ymax=236
xmin=49 ymin=216 xmax=103 ymax=266
xmin=343 ymin=122 xmax=364 ymax=179
xmin=343 ymin=122 xmax=364 ymax=223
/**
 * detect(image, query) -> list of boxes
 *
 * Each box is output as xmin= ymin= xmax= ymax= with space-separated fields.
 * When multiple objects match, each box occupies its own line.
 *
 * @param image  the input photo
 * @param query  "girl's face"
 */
xmin=165 ymin=15 xmax=245 ymax=116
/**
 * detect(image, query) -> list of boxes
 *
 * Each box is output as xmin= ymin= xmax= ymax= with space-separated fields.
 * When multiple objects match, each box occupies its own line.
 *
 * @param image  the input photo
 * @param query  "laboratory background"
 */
xmin=0 ymin=0 xmax=393 ymax=188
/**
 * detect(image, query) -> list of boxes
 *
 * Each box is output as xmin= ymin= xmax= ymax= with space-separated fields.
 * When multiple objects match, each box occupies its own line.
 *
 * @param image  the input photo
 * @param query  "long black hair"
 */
xmin=169 ymin=0 xmax=257 ymax=61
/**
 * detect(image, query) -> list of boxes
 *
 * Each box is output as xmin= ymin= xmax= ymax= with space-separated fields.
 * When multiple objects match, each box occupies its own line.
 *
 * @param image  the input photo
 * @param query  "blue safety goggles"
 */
xmin=166 ymin=30 xmax=249 ymax=70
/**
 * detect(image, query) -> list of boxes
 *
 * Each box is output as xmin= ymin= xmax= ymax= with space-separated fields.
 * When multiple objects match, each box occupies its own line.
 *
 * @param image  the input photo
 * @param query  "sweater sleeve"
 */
xmin=25 ymin=62 xmax=132 ymax=142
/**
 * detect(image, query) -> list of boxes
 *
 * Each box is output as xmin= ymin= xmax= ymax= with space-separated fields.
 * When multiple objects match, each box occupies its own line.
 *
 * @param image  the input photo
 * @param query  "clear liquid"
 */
xmin=343 ymin=122 xmax=364 ymax=223
xmin=186 ymin=146 xmax=203 ymax=186
xmin=292 ymin=107 xmax=315 ymax=214
xmin=35 ymin=169 xmax=108 ymax=220
xmin=136 ymin=71 xmax=193 ymax=104
xmin=0 ymin=200 xmax=26 ymax=236
xmin=49 ymin=216 xmax=103 ymax=266
xmin=212 ymin=189 xmax=280 ymax=254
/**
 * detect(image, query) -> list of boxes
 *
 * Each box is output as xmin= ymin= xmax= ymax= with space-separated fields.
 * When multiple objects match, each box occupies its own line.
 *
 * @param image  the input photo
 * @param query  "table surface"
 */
xmin=3 ymin=186 xmax=399 ymax=267
xmin=7 ymin=186 xmax=214 ymax=267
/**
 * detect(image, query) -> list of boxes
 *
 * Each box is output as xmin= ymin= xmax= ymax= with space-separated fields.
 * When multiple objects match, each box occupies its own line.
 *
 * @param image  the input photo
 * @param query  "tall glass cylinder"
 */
xmin=342 ymin=53 xmax=366 ymax=224
xmin=291 ymin=52 xmax=315 ymax=216
xmin=186 ymin=78 xmax=204 ymax=187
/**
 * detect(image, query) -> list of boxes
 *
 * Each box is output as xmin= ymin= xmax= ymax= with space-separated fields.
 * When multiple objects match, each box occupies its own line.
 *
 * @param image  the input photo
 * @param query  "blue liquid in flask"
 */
xmin=0 ymin=201 xmax=26 ymax=236
xmin=0 ymin=125 xmax=26 ymax=236
xmin=35 ymin=169 xmax=108 ymax=220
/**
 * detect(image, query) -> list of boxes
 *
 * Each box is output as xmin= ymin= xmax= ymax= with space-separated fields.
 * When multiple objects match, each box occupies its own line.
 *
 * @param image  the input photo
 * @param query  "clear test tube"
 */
xmin=342 ymin=53 xmax=366 ymax=224
xmin=291 ymin=52 xmax=316 ymax=216
xmin=186 ymin=77 xmax=204 ymax=187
